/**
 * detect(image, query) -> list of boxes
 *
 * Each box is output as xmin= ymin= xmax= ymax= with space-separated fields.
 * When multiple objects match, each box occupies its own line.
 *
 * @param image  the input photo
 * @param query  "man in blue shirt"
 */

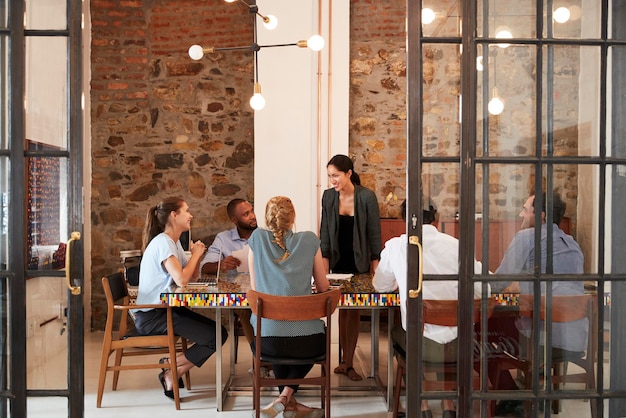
xmin=491 ymin=192 xmax=587 ymax=415
xmin=200 ymin=198 xmax=258 ymax=351
xmin=200 ymin=198 xmax=257 ymax=275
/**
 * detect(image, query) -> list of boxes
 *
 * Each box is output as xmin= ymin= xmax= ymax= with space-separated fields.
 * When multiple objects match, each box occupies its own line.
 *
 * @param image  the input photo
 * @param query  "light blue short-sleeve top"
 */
xmin=248 ymin=229 xmax=325 ymax=337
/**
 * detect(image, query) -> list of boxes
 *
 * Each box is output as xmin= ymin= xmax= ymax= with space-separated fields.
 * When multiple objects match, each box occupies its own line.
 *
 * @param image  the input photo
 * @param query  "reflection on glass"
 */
xmin=609 ymin=46 xmax=626 ymax=158
xmin=542 ymin=45 xmax=600 ymax=157
xmin=0 ymin=36 xmax=7 ymax=150
xmin=606 ymin=165 xmax=626 ymax=274
xmin=25 ymin=37 xmax=68 ymax=152
xmin=544 ymin=3 xmax=599 ymax=40
xmin=477 ymin=45 xmax=537 ymax=157
xmin=26 ymin=153 xmax=68 ymax=271
xmin=422 ymin=0 xmax=461 ymax=38
xmin=25 ymin=0 xmax=67 ymax=30
xmin=26 ymin=276 xmax=68 ymax=390
xmin=423 ymin=44 xmax=460 ymax=157
xmin=477 ymin=0 xmax=536 ymax=39
xmin=0 ymin=157 xmax=7 ymax=270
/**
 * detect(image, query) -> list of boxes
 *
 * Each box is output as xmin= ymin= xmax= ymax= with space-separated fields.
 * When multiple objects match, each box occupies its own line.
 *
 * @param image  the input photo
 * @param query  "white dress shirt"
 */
xmin=373 ymin=224 xmax=486 ymax=344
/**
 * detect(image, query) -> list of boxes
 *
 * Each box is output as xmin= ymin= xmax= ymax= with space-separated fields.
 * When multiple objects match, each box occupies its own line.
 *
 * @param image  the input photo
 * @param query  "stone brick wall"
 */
xmin=89 ymin=0 xmax=582 ymax=329
xmin=90 ymin=0 xmax=255 ymax=329
xmin=349 ymin=0 xmax=407 ymax=219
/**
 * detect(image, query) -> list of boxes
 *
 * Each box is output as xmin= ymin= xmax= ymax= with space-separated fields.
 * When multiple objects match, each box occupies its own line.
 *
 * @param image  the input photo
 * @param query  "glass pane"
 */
xmin=477 ymin=0 xmax=537 ymax=40
xmin=606 ymin=164 xmax=626 ymax=274
xmin=0 ymin=35 xmax=7 ymax=150
xmin=560 ymin=164 xmax=598 ymax=274
xmin=0 ymin=157 xmax=7 ymax=270
xmin=608 ymin=46 xmax=626 ymax=158
xmin=543 ymin=45 xmax=600 ymax=157
xmin=611 ymin=2 xmax=626 ymax=40
xmin=423 ymin=44 xmax=460 ymax=157
xmin=544 ymin=2 xmax=600 ymax=39
xmin=0 ymin=3 xmax=6 ymax=28
xmin=475 ymin=163 xmax=533 ymax=276
xmin=1 ymin=276 xmax=7 ymax=394
xmin=25 ymin=37 xmax=68 ymax=151
xmin=26 ymin=155 xmax=68 ymax=271
xmin=477 ymin=44 xmax=537 ymax=157
xmin=25 ymin=0 xmax=67 ymax=30
xmin=26 ymin=276 xmax=68 ymax=390
xmin=422 ymin=0 xmax=461 ymax=38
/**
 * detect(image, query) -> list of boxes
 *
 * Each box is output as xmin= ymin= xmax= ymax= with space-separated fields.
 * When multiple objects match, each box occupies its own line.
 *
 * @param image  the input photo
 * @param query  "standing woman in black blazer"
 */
xmin=320 ymin=154 xmax=382 ymax=381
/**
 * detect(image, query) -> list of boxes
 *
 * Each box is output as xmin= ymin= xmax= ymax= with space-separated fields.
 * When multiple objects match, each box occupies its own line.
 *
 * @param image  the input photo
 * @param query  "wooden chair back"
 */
xmin=97 ymin=273 xmax=185 ymax=409
xmin=495 ymin=293 xmax=597 ymax=418
xmin=246 ymin=288 xmax=341 ymax=418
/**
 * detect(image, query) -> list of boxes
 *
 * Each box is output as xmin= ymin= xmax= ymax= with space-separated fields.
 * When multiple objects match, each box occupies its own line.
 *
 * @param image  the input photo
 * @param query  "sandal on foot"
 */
xmin=158 ymin=371 xmax=174 ymax=400
xmin=333 ymin=363 xmax=346 ymax=374
xmin=159 ymin=357 xmax=184 ymax=389
xmin=344 ymin=366 xmax=363 ymax=381
xmin=257 ymin=395 xmax=287 ymax=418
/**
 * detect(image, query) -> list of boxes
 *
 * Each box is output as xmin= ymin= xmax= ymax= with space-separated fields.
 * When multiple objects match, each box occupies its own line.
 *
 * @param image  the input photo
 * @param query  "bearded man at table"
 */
xmin=490 ymin=192 xmax=586 ymax=415
xmin=373 ymin=199 xmax=485 ymax=418
xmin=200 ymin=199 xmax=258 ymax=351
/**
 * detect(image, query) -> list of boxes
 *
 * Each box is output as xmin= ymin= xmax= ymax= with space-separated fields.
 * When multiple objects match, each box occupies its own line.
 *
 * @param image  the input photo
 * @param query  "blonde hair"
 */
xmin=265 ymin=196 xmax=295 ymax=262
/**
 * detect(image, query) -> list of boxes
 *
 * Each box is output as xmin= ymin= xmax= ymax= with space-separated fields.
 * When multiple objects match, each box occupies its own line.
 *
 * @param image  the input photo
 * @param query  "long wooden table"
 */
xmin=160 ymin=273 xmax=400 ymax=411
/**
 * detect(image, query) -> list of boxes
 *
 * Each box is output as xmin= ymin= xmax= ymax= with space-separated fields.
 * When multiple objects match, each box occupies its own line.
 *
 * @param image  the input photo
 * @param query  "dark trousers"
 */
xmin=134 ymin=307 xmax=228 ymax=367
xmin=251 ymin=332 xmax=326 ymax=392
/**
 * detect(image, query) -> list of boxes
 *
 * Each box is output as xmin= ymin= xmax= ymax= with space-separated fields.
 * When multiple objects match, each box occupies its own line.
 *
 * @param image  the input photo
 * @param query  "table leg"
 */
xmin=387 ymin=308 xmax=394 ymax=411
xmin=215 ymin=308 xmax=223 ymax=411
xmin=370 ymin=308 xmax=379 ymax=378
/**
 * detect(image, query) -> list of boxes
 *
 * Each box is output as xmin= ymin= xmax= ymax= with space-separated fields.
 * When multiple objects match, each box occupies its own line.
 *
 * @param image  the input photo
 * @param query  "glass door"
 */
xmin=405 ymin=0 xmax=626 ymax=417
xmin=0 ymin=0 xmax=84 ymax=417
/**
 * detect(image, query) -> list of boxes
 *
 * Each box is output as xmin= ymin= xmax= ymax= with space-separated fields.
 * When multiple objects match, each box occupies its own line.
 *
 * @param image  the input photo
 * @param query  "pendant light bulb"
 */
xmin=307 ymin=35 xmax=325 ymax=51
xmin=553 ymin=7 xmax=571 ymax=23
xmin=422 ymin=8 xmax=436 ymax=25
xmin=263 ymin=14 xmax=278 ymax=30
xmin=250 ymin=83 xmax=266 ymax=110
xmin=488 ymin=88 xmax=504 ymax=115
xmin=188 ymin=44 xmax=205 ymax=60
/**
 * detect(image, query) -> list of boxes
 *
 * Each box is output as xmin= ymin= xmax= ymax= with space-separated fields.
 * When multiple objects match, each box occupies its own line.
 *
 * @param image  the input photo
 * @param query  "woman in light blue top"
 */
xmin=248 ymin=196 xmax=329 ymax=418
xmin=133 ymin=196 xmax=227 ymax=400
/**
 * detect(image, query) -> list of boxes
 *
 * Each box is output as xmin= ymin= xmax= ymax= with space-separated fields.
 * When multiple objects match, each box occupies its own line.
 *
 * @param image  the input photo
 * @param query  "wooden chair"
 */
xmin=246 ymin=288 xmax=342 ymax=418
xmin=393 ymin=298 xmax=496 ymax=418
xmin=494 ymin=294 xmax=598 ymax=417
xmin=97 ymin=272 xmax=190 ymax=410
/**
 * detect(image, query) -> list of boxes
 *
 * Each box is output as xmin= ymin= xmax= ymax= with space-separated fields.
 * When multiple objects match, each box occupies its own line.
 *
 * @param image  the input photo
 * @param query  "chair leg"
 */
xmin=393 ymin=357 xmax=405 ymax=418
xmin=96 ymin=349 xmax=111 ymax=408
xmin=181 ymin=338 xmax=192 ymax=389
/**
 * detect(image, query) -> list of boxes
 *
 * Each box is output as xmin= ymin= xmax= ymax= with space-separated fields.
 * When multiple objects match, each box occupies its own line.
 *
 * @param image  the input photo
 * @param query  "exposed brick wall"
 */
xmin=89 ymin=0 xmax=581 ymax=329
xmin=90 ymin=0 xmax=255 ymax=329
xmin=349 ymin=0 xmax=407 ymax=219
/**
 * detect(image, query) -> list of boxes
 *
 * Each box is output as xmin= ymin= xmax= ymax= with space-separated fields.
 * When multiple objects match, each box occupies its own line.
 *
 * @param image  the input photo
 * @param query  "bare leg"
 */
xmin=162 ymin=354 xmax=194 ymax=390
xmin=335 ymin=310 xmax=362 ymax=381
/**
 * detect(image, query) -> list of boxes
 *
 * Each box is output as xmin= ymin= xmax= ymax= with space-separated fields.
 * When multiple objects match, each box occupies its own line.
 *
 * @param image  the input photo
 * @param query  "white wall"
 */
xmin=255 ymin=0 xmax=350 ymax=232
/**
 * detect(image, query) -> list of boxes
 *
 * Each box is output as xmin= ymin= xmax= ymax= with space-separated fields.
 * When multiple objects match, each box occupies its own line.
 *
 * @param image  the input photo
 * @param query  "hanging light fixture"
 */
xmin=488 ymin=50 xmax=504 ymax=115
xmin=188 ymin=0 xmax=324 ymax=111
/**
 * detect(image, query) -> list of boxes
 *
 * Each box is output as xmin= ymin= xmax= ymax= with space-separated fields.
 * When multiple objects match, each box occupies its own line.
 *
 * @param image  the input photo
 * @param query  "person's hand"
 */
xmin=220 ymin=255 xmax=241 ymax=271
xmin=190 ymin=240 xmax=206 ymax=256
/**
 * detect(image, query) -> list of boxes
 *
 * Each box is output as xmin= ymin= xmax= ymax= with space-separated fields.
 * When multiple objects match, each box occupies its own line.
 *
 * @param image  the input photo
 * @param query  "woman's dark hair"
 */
xmin=327 ymin=154 xmax=361 ymax=186
xmin=142 ymin=196 xmax=185 ymax=250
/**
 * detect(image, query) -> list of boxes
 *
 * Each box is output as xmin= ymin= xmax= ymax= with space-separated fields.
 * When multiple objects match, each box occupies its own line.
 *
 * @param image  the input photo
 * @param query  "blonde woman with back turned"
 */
xmin=248 ymin=196 xmax=329 ymax=418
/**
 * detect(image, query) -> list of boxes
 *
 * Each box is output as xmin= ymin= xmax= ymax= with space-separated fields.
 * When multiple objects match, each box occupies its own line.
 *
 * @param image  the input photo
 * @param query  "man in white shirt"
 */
xmin=373 ymin=199 xmax=486 ymax=418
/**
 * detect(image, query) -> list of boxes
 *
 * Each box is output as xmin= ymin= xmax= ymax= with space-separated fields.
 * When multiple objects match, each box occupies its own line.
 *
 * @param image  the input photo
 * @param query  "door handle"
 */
xmin=65 ymin=231 xmax=81 ymax=295
xmin=408 ymin=235 xmax=422 ymax=298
